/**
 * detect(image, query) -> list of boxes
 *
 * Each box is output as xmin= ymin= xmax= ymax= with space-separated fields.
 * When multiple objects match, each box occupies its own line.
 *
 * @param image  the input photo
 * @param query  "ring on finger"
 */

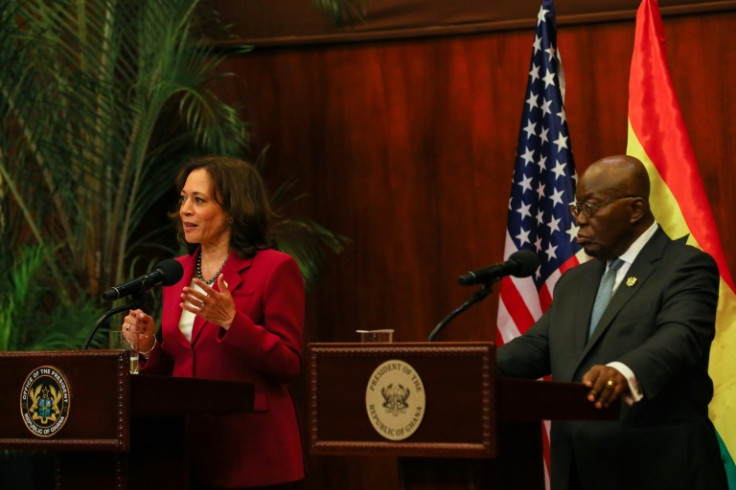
xmin=606 ymin=380 xmax=615 ymax=387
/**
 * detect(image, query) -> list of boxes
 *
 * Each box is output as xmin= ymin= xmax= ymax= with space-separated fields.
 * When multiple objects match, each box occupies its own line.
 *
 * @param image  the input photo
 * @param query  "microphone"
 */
xmin=457 ymin=250 xmax=539 ymax=286
xmin=102 ymin=259 xmax=183 ymax=301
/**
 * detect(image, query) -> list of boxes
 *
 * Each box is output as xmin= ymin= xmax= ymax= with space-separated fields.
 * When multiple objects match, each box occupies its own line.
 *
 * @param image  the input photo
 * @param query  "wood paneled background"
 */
xmin=210 ymin=4 xmax=736 ymax=488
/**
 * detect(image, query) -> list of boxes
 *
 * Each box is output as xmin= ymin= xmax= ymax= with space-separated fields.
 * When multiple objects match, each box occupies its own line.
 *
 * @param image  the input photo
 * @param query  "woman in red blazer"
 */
xmin=122 ymin=156 xmax=305 ymax=489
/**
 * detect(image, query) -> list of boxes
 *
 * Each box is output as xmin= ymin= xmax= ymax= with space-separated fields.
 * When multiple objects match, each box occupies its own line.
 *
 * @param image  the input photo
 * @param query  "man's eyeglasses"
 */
xmin=568 ymin=195 xmax=637 ymax=219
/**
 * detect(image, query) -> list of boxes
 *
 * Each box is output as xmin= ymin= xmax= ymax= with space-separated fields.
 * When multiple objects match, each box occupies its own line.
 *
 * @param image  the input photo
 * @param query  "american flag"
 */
xmin=496 ymin=1 xmax=587 ymax=485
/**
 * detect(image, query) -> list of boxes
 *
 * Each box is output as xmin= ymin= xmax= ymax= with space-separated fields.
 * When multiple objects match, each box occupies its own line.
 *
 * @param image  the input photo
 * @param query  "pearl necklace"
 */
xmin=196 ymin=253 xmax=228 ymax=286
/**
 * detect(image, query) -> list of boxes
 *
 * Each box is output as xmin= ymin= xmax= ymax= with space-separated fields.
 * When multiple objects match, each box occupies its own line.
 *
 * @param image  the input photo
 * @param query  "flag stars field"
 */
xmin=521 ymin=147 xmax=535 ymax=166
xmin=536 ymin=155 xmax=548 ymax=172
xmin=539 ymin=127 xmax=549 ymax=144
xmin=498 ymin=1 xmax=582 ymax=480
xmin=549 ymin=188 xmax=565 ymax=207
xmin=536 ymin=183 xmax=546 ymax=200
xmin=553 ymin=133 xmax=568 ymax=151
xmin=557 ymin=108 xmax=567 ymax=125
xmin=530 ymin=63 xmax=541 ymax=82
xmin=536 ymin=209 xmax=545 ymax=226
xmin=517 ymin=202 xmax=533 ymax=220
xmin=543 ymin=72 xmax=556 ymax=88
xmin=516 ymin=227 xmax=532 ymax=247
xmin=552 ymin=160 xmax=567 ymax=180
xmin=519 ymin=175 xmax=534 ymax=193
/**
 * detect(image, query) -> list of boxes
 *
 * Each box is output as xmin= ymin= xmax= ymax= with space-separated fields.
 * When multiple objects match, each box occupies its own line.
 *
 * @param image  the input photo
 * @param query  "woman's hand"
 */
xmin=181 ymin=274 xmax=237 ymax=329
xmin=122 ymin=309 xmax=156 ymax=353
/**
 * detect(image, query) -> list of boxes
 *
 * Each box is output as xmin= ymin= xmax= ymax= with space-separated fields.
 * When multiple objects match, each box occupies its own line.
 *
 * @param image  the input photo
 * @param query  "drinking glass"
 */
xmin=111 ymin=330 xmax=139 ymax=374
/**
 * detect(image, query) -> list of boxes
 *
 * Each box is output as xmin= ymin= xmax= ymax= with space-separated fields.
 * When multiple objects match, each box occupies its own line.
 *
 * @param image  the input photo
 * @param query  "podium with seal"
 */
xmin=0 ymin=350 xmax=253 ymax=489
xmin=308 ymin=342 xmax=620 ymax=489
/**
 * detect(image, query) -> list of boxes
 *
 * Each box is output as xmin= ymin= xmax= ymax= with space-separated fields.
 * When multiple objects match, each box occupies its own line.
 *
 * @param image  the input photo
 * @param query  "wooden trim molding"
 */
xmin=209 ymin=0 xmax=736 ymax=48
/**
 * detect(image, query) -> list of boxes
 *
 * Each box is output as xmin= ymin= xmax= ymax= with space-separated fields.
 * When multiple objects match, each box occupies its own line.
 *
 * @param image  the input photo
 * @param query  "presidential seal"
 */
xmin=365 ymin=359 xmax=426 ymax=441
xmin=20 ymin=365 xmax=71 ymax=438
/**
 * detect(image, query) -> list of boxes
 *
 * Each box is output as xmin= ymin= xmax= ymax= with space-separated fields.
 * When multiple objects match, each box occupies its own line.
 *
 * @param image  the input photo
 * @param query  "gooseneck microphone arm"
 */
xmin=427 ymin=284 xmax=494 ymax=342
xmin=429 ymin=250 xmax=540 ymax=340
xmin=82 ymin=293 xmax=145 ymax=350
xmin=84 ymin=258 xmax=183 ymax=349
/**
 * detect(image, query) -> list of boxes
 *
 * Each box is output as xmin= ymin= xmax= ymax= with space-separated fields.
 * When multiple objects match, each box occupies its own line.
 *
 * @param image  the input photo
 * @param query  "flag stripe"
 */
xmin=497 ymin=2 xmax=583 ymax=487
xmin=629 ymin=128 xmax=736 ymax=476
xmin=627 ymin=0 xmax=734 ymax=290
xmin=499 ymin=278 xmax=537 ymax=335
xmin=626 ymin=0 xmax=736 ymax=483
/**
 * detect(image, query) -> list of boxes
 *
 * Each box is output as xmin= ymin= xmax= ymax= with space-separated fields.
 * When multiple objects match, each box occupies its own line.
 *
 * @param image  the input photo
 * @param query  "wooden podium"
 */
xmin=0 ymin=350 xmax=253 ymax=489
xmin=308 ymin=342 xmax=619 ymax=489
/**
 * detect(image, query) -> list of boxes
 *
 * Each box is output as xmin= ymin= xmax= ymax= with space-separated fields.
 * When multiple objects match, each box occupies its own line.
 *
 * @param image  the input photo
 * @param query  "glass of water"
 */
xmin=111 ymin=330 xmax=140 ymax=374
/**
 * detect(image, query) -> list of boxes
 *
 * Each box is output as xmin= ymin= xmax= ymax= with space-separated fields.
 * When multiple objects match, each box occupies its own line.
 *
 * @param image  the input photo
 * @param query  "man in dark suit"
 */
xmin=497 ymin=155 xmax=728 ymax=490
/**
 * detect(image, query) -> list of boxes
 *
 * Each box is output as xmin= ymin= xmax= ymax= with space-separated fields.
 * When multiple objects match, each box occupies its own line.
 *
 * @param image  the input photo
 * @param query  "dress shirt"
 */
xmin=605 ymin=221 xmax=659 ymax=405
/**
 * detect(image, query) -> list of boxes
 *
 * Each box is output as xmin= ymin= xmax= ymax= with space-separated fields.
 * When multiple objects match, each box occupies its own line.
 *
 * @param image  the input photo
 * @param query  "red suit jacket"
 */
xmin=141 ymin=248 xmax=305 ymax=487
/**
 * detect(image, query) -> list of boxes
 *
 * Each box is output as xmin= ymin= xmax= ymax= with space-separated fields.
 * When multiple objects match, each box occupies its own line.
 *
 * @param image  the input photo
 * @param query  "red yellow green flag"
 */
xmin=626 ymin=0 xmax=736 ymax=484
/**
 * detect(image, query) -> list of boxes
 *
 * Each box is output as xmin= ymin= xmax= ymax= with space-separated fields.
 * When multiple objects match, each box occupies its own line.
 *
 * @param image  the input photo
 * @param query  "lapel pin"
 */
xmin=626 ymin=276 xmax=638 ymax=287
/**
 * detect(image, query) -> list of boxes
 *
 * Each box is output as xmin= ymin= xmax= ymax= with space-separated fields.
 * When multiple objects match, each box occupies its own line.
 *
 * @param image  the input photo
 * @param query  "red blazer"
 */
xmin=142 ymin=248 xmax=305 ymax=487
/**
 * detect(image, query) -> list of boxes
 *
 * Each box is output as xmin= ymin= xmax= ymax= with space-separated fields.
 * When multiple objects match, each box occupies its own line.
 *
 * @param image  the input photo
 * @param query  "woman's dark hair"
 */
xmin=170 ymin=156 xmax=274 ymax=258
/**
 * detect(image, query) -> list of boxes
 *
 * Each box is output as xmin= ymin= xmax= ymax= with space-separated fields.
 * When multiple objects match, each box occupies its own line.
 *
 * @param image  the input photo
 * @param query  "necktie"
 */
xmin=588 ymin=258 xmax=624 ymax=338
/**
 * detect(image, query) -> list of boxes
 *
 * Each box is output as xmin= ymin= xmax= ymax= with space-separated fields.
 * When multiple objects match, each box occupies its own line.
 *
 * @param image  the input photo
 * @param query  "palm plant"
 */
xmin=0 ymin=0 xmax=349 ymax=351
xmin=311 ymin=0 xmax=365 ymax=24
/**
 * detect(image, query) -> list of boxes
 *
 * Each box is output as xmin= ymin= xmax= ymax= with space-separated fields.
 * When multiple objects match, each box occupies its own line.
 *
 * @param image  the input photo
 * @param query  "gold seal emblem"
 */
xmin=20 ymin=365 xmax=71 ymax=438
xmin=626 ymin=276 xmax=638 ymax=287
xmin=365 ymin=359 xmax=426 ymax=441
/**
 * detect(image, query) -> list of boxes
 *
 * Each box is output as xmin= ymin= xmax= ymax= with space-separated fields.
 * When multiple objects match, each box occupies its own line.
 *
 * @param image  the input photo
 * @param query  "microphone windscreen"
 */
xmin=156 ymin=259 xmax=184 ymax=285
xmin=509 ymin=250 xmax=540 ymax=277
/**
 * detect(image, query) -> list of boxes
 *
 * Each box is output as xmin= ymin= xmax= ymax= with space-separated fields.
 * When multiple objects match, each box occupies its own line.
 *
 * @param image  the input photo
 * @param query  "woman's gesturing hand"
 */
xmin=181 ymin=274 xmax=237 ymax=329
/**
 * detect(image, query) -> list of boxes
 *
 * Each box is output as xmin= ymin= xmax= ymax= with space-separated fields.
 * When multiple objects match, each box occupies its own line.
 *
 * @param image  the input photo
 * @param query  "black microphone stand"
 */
xmin=427 ymin=283 xmax=494 ymax=342
xmin=82 ymin=293 xmax=145 ymax=350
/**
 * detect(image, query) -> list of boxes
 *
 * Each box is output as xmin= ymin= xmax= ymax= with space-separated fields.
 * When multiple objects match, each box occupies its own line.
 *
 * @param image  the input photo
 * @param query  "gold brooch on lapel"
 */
xmin=626 ymin=276 xmax=638 ymax=287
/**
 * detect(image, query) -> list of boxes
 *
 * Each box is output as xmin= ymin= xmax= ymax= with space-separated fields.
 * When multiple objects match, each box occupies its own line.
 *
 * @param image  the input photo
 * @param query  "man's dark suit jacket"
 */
xmin=497 ymin=227 xmax=727 ymax=490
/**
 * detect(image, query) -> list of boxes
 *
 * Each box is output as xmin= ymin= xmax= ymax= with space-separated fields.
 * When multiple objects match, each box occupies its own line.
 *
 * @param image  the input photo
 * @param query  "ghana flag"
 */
xmin=626 ymin=0 xmax=736 ymax=485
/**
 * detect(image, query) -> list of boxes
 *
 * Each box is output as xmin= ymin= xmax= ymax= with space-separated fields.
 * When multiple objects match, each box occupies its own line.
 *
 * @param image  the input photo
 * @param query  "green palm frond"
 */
xmin=271 ymin=217 xmax=350 ymax=292
xmin=311 ymin=0 xmax=366 ymax=25
xmin=0 ymin=245 xmax=46 ymax=350
xmin=0 ymin=0 xmax=250 ymax=295
xmin=0 ymin=243 xmax=103 ymax=351
xmin=0 ymin=0 xmax=348 ymax=351
xmin=257 ymin=146 xmax=351 ymax=290
xmin=0 ymin=0 xmax=255 ymax=350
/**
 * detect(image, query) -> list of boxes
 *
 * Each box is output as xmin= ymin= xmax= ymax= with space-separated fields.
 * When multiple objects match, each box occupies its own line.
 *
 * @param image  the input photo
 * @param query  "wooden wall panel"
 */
xmin=212 ymin=10 xmax=736 ymax=489
xmin=219 ymin=31 xmax=534 ymax=344
xmin=210 ymin=0 xmax=736 ymax=45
